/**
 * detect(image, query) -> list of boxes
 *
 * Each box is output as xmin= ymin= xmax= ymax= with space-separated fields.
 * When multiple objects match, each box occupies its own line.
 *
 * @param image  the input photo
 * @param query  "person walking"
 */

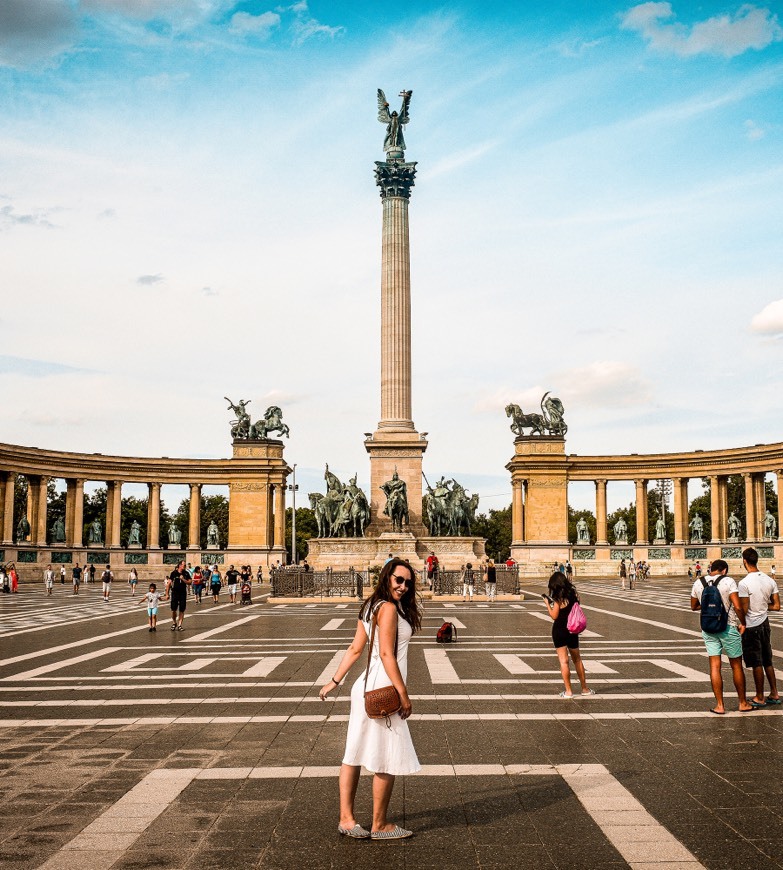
xmin=166 ymin=560 xmax=191 ymax=631
xmin=225 ymin=564 xmax=240 ymax=604
xmin=619 ymin=559 xmax=627 ymax=590
xmin=60 ymin=565 xmax=66 ymax=585
xmin=141 ymin=583 xmax=162 ymax=632
xmin=128 ymin=567 xmax=138 ymax=596
xmin=88 ymin=563 xmax=96 ymax=585
xmin=690 ymin=559 xmax=753 ymax=714
xmin=629 ymin=560 xmax=637 ymax=590
xmin=484 ymin=559 xmax=497 ymax=603
xmin=9 ymin=564 xmax=18 ymax=593
xmin=738 ymin=547 xmax=781 ymax=707
xmin=43 ymin=564 xmax=54 ymax=596
xmin=192 ymin=566 xmax=204 ymax=603
xmin=318 ymin=558 xmax=421 ymax=840
xmin=72 ymin=563 xmax=82 ymax=595
xmin=461 ymin=562 xmax=475 ymax=602
xmin=542 ymin=571 xmax=594 ymax=698
xmin=101 ymin=564 xmax=114 ymax=601
xmin=209 ymin=565 xmax=222 ymax=603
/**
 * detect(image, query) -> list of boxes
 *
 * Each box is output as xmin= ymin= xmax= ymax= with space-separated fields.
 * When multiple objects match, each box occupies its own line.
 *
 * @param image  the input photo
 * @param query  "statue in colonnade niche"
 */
xmin=167 ymin=521 xmax=182 ymax=548
xmin=613 ymin=517 xmax=628 ymax=545
xmin=689 ymin=512 xmax=704 ymax=544
xmin=207 ymin=521 xmax=220 ymax=548
xmin=127 ymin=520 xmax=142 ymax=547
xmin=50 ymin=517 xmax=66 ymax=543
xmin=654 ymin=513 xmax=667 ymax=542
xmin=764 ymin=509 xmax=777 ymax=538
xmin=728 ymin=511 xmax=742 ymax=540
xmin=88 ymin=518 xmax=103 ymax=546
xmin=575 ymin=517 xmax=590 ymax=544
xmin=16 ymin=516 xmax=30 ymax=543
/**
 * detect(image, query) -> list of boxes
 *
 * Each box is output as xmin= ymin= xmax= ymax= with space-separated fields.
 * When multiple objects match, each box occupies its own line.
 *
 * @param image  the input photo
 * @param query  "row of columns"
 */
xmin=0 ymin=473 xmax=288 ymax=550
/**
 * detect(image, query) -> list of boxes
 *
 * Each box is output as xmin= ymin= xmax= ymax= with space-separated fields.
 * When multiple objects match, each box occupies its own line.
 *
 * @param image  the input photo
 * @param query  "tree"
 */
xmin=472 ymin=505 xmax=511 ymax=562
xmin=120 ymin=497 xmax=148 ymax=548
xmin=201 ymin=495 xmax=229 ymax=550
xmin=568 ymin=507 xmax=596 ymax=545
xmin=287 ymin=506 xmax=318 ymax=562
xmin=607 ymin=503 xmax=635 ymax=545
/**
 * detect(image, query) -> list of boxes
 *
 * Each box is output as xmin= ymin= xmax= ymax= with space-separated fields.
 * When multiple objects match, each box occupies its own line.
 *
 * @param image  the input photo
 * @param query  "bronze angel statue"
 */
xmin=377 ymin=88 xmax=412 ymax=156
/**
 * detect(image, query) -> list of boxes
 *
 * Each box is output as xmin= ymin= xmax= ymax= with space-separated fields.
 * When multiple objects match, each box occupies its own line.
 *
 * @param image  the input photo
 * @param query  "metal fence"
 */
xmin=270 ymin=568 xmax=366 ymax=599
xmin=431 ymin=566 xmax=520 ymax=596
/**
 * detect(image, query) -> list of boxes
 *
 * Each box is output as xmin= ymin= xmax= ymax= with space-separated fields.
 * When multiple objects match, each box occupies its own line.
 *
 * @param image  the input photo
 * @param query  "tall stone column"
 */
xmin=744 ymin=472 xmax=757 ymax=541
xmin=634 ymin=479 xmax=648 ymax=544
xmin=672 ymin=477 xmax=688 ymax=544
xmin=595 ymin=479 xmax=608 ymax=545
xmin=147 ymin=483 xmax=161 ymax=549
xmin=188 ymin=483 xmax=201 ymax=550
xmin=266 ymin=484 xmax=274 ymax=548
xmin=107 ymin=480 xmax=122 ymax=547
xmin=365 ymin=154 xmax=427 ymax=535
xmin=512 ymin=479 xmax=525 ymax=543
xmin=1 ymin=471 xmax=14 ymax=544
xmin=34 ymin=476 xmax=48 ymax=546
xmin=273 ymin=482 xmax=285 ymax=551
xmin=718 ymin=476 xmax=729 ymax=538
xmin=777 ymin=470 xmax=783 ymax=541
xmin=709 ymin=476 xmax=721 ymax=542
xmin=69 ymin=479 xmax=84 ymax=547
xmin=754 ymin=474 xmax=767 ymax=536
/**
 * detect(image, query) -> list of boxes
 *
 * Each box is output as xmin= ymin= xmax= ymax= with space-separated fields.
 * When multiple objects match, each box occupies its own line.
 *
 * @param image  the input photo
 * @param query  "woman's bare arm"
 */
xmin=318 ymin=619 xmax=367 ymax=700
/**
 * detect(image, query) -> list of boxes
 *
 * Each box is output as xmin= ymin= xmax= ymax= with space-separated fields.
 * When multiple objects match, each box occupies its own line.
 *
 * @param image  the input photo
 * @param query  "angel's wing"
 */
xmin=377 ymin=88 xmax=391 ymax=123
xmin=398 ymin=89 xmax=412 ymax=125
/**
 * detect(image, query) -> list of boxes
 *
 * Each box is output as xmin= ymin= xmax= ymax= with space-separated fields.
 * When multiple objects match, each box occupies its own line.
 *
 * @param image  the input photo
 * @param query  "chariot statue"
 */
xmin=225 ymin=397 xmax=290 ymax=440
xmin=506 ymin=392 xmax=567 ymax=437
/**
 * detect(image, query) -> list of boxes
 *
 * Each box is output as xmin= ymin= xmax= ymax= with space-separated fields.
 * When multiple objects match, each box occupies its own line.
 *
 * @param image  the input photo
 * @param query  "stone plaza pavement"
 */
xmin=2 ymin=578 xmax=783 ymax=869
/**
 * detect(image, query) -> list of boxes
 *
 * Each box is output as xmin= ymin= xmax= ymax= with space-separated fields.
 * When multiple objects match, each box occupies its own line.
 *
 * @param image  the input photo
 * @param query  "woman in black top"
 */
xmin=543 ymin=571 xmax=593 ymax=698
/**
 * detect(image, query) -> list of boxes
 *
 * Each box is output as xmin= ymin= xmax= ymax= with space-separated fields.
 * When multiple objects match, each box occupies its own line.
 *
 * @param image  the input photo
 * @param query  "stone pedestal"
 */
xmin=87 ymin=541 xmax=104 ymax=548
xmin=306 ymin=533 xmax=486 ymax=571
xmin=128 ymin=542 xmax=142 ymax=549
xmin=207 ymin=543 xmax=220 ymax=550
xmin=653 ymin=538 xmax=668 ymax=546
xmin=365 ymin=430 xmax=428 ymax=536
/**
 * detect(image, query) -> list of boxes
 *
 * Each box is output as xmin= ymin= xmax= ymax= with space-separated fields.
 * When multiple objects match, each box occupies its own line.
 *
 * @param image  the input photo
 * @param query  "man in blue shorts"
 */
xmin=690 ymin=559 xmax=753 ymax=714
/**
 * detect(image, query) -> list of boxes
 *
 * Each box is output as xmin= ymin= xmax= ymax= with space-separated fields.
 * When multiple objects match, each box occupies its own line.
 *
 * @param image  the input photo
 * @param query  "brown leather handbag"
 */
xmin=364 ymin=605 xmax=401 ymax=720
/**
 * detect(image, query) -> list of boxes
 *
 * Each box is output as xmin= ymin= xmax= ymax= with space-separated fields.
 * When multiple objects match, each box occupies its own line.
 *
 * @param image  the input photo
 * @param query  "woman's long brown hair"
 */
xmin=359 ymin=557 xmax=422 ymax=634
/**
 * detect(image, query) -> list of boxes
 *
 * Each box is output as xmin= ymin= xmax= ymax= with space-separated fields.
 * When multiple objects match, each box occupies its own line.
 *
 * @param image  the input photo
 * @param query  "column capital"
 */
xmin=594 ymin=478 xmax=607 ymax=487
xmin=148 ymin=481 xmax=162 ymax=491
xmin=374 ymin=159 xmax=417 ymax=200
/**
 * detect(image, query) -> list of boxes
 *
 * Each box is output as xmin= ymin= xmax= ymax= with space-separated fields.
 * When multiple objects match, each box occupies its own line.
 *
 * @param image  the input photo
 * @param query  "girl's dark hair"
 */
xmin=360 ymin=557 xmax=422 ymax=634
xmin=548 ymin=570 xmax=575 ymax=605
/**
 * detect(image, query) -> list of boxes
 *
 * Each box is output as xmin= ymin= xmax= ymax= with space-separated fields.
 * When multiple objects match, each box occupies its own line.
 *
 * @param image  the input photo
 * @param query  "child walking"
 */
xmin=142 ymin=583 xmax=163 ymax=632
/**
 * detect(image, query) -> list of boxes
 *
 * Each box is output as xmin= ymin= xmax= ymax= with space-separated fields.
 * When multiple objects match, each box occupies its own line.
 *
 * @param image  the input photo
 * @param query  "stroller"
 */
xmin=240 ymin=581 xmax=252 ymax=606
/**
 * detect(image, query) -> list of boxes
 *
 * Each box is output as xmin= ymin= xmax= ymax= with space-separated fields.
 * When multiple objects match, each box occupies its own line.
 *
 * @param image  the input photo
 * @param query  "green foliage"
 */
xmin=287 ymin=506 xmax=317 ymax=562
xmin=201 ymin=495 xmax=229 ymax=549
xmin=607 ymin=503 xmax=636 ymax=545
xmin=568 ymin=507 xmax=596 ymax=544
xmin=120 ymin=497 xmax=148 ymax=547
xmin=83 ymin=486 xmax=107 ymax=541
xmin=472 ymin=505 xmax=511 ymax=562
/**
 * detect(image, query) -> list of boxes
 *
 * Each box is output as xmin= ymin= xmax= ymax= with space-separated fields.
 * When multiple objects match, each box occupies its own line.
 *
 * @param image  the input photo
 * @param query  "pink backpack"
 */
xmin=567 ymin=600 xmax=587 ymax=634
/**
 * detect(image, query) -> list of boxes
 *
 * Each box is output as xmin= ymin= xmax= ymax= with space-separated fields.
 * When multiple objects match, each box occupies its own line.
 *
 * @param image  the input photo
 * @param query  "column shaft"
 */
xmin=595 ymin=480 xmax=607 ymax=545
xmin=673 ymin=478 xmax=688 ymax=543
xmin=188 ymin=484 xmax=201 ymax=549
xmin=265 ymin=484 xmax=274 ymax=548
xmin=718 ymin=476 xmax=729 ymax=538
xmin=34 ymin=476 xmax=48 ymax=545
xmin=755 ymin=474 xmax=766 ymax=537
xmin=2 ymin=472 xmax=14 ymax=544
xmin=147 ymin=483 xmax=161 ymax=549
xmin=635 ymin=479 xmax=648 ymax=544
xmin=107 ymin=481 xmax=122 ymax=548
xmin=379 ymin=196 xmax=413 ymax=430
xmin=512 ymin=480 xmax=524 ymax=543
xmin=709 ymin=476 xmax=721 ymax=542
xmin=777 ymin=471 xmax=783 ymax=542
xmin=744 ymin=473 xmax=757 ymax=541
xmin=273 ymin=483 xmax=285 ymax=550
xmin=71 ymin=480 xmax=84 ymax=547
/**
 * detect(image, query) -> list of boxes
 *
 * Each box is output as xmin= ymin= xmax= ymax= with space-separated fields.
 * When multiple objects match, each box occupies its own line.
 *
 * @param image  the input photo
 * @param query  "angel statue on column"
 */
xmin=378 ymin=88 xmax=412 ymax=156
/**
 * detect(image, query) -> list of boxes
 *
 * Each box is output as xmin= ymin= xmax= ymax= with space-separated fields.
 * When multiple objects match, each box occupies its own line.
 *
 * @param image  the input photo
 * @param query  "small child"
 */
xmin=141 ymin=583 xmax=162 ymax=632
xmin=128 ymin=567 xmax=138 ymax=596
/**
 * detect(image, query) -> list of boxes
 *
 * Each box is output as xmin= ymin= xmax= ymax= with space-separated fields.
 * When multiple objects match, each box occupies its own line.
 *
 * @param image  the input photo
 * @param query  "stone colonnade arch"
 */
xmin=508 ymin=438 xmax=783 ymax=576
xmin=0 ymin=441 xmax=290 ymax=579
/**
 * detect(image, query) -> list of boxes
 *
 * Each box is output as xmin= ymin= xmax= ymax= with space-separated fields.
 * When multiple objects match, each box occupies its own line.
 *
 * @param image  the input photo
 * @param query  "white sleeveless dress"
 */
xmin=341 ymin=604 xmax=421 ymax=776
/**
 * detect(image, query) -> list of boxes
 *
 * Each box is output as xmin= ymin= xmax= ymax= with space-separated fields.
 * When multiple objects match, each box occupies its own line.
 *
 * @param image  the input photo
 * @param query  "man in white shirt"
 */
xmin=738 ymin=547 xmax=781 ymax=707
xmin=690 ymin=559 xmax=752 ymax=714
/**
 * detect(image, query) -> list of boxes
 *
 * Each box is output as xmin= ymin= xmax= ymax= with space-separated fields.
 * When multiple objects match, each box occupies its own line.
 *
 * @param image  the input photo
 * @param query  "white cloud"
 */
xmin=229 ymin=11 xmax=280 ymax=38
xmin=744 ymin=118 xmax=765 ymax=140
xmin=551 ymin=361 xmax=652 ymax=407
xmin=136 ymin=273 xmax=164 ymax=286
xmin=0 ymin=0 xmax=78 ymax=69
xmin=473 ymin=386 xmax=545 ymax=415
xmin=0 ymin=204 xmax=56 ymax=229
xmin=286 ymin=1 xmax=344 ymax=46
xmin=200 ymin=285 xmax=219 ymax=296
xmin=621 ymin=2 xmax=783 ymax=58
xmin=750 ymin=299 xmax=783 ymax=334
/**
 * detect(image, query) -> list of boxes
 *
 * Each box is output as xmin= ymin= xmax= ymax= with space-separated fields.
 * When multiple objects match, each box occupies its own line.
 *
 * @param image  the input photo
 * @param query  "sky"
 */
xmin=1 ymin=0 xmax=782 ymax=515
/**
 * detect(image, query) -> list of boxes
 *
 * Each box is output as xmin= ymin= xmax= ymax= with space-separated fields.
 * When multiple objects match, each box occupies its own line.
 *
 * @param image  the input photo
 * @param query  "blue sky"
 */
xmin=1 ymin=1 xmax=782 ymax=513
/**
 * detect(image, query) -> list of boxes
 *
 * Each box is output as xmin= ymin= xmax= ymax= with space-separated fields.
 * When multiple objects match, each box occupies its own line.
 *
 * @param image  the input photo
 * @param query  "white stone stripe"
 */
xmin=2 ymin=647 xmax=121 ymax=681
xmin=36 ymin=768 xmax=201 ymax=870
xmin=320 ymin=619 xmax=345 ymax=631
xmin=184 ymin=614 xmax=260 ymax=642
xmin=34 ymin=764 xmax=703 ymax=870
xmin=316 ymin=650 xmax=347 ymax=685
xmin=177 ymin=658 xmax=218 ymax=671
xmin=4 ymin=708 xmax=783 ymax=728
xmin=560 ymin=766 xmax=704 ymax=867
xmin=423 ymin=648 xmax=461 ymax=684
xmin=494 ymin=654 xmax=536 ymax=674
xmin=583 ymin=661 xmax=618 ymax=674
xmin=650 ymin=659 xmax=708 ymax=680
xmin=240 ymin=656 xmax=286 ymax=677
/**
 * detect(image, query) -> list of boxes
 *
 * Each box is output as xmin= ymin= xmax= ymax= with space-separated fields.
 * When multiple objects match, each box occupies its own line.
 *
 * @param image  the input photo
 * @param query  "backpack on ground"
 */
xmin=436 ymin=621 xmax=457 ymax=643
xmin=699 ymin=578 xmax=728 ymax=633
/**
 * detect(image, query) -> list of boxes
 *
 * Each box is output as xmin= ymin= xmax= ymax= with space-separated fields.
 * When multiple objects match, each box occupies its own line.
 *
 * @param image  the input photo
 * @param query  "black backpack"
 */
xmin=436 ymin=621 xmax=457 ymax=643
xmin=700 ymin=578 xmax=729 ymax=634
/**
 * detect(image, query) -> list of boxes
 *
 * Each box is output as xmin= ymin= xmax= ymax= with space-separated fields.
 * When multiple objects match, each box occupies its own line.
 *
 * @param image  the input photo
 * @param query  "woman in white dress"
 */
xmin=319 ymin=558 xmax=422 ymax=840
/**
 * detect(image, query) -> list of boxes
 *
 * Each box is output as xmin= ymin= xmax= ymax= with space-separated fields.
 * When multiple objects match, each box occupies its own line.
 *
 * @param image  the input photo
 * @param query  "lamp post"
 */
xmin=288 ymin=464 xmax=299 ymax=565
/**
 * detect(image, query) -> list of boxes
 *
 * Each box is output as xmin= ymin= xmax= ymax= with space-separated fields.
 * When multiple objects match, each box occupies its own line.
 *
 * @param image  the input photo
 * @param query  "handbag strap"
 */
xmin=363 ymin=603 xmax=398 ymax=696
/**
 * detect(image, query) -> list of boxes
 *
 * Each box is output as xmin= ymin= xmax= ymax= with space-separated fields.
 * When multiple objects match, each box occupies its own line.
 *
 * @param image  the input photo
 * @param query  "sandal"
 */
xmin=558 ymin=691 xmax=573 ymax=698
xmin=370 ymin=825 xmax=413 ymax=840
xmin=338 ymin=824 xmax=370 ymax=839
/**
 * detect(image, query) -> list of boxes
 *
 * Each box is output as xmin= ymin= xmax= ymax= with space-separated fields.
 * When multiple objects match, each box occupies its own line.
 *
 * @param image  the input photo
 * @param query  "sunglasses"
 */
xmin=391 ymin=574 xmax=413 ymax=587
